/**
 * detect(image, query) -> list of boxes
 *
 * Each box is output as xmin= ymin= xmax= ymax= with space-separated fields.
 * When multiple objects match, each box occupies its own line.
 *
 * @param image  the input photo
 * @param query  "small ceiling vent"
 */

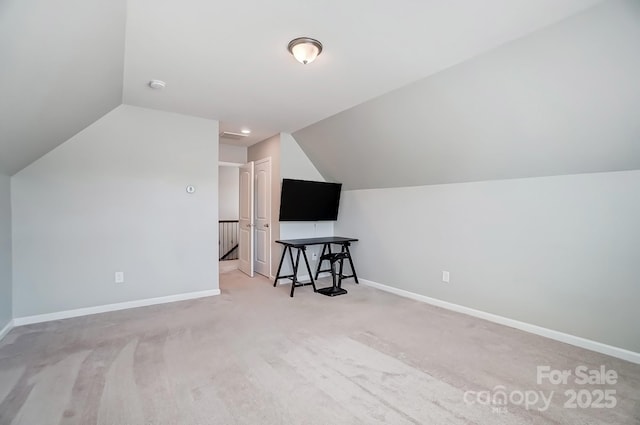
xmin=219 ymin=131 xmax=249 ymax=140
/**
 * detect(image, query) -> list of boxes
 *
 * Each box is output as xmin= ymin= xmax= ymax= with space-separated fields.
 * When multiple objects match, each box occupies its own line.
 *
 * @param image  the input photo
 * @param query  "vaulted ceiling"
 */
xmin=294 ymin=0 xmax=640 ymax=189
xmin=2 ymin=0 xmax=625 ymax=183
xmin=121 ymin=0 xmax=604 ymax=140
xmin=0 ymin=0 xmax=126 ymax=175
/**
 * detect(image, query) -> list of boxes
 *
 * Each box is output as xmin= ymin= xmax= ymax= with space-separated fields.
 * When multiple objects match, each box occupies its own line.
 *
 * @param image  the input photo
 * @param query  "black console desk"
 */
xmin=274 ymin=236 xmax=359 ymax=297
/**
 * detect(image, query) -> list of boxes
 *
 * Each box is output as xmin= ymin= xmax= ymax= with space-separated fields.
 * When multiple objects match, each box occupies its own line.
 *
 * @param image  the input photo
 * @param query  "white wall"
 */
xmin=279 ymin=133 xmax=334 ymax=274
xmin=11 ymin=105 xmax=219 ymax=317
xmin=246 ymin=133 xmax=333 ymax=278
xmin=218 ymin=144 xmax=245 ymax=224
xmin=218 ymin=166 xmax=239 ymax=221
xmin=0 ymin=175 xmax=11 ymax=329
xmin=336 ymin=170 xmax=640 ymax=353
xmin=219 ymin=144 xmax=247 ymax=164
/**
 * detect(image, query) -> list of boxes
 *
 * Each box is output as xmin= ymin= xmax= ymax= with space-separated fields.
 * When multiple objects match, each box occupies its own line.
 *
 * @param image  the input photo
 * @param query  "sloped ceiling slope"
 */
xmin=123 ymin=0 xmax=603 ymax=144
xmin=0 ymin=0 xmax=126 ymax=175
xmin=293 ymin=0 xmax=640 ymax=190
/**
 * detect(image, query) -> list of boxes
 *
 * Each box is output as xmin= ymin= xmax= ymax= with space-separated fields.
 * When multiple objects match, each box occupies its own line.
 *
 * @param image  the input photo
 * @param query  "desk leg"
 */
xmin=273 ymin=246 xmax=288 ymax=287
xmin=314 ymin=243 xmax=328 ymax=279
xmin=301 ymin=248 xmax=317 ymax=293
xmin=344 ymin=244 xmax=359 ymax=283
xmin=289 ymin=248 xmax=301 ymax=297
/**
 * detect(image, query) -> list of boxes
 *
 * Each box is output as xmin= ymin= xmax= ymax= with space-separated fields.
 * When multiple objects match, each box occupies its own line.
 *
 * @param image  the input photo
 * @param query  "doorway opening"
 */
xmin=219 ymin=163 xmax=241 ymax=274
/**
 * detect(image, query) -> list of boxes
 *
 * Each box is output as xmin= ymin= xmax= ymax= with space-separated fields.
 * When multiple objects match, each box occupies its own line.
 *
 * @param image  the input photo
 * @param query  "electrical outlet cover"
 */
xmin=115 ymin=272 xmax=125 ymax=283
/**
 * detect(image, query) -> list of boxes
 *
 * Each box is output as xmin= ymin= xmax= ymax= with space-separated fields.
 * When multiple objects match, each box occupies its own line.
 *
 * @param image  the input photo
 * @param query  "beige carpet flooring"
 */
xmin=219 ymin=259 xmax=239 ymax=274
xmin=0 ymin=271 xmax=638 ymax=424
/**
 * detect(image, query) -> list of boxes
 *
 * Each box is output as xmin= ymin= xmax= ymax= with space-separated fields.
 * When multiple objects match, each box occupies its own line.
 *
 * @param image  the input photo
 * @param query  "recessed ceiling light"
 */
xmin=220 ymin=131 xmax=249 ymax=140
xmin=241 ymin=128 xmax=251 ymax=134
xmin=149 ymin=80 xmax=166 ymax=89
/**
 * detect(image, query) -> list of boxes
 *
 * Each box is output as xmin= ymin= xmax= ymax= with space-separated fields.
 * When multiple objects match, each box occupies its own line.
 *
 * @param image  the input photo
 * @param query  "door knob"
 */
xmin=264 ymin=224 xmax=269 ymax=228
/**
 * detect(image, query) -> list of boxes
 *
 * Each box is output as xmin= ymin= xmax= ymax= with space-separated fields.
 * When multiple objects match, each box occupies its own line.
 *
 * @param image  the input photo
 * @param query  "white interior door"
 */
xmin=238 ymin=161 xmax=254 ymax=277
xmin=254 ymin=158 xmax=271 ymax=277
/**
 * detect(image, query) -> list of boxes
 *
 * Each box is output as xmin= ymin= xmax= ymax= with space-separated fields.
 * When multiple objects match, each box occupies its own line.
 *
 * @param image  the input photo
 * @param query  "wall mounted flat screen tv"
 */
xmin=279 ymin=179 xmax=342 ymax=221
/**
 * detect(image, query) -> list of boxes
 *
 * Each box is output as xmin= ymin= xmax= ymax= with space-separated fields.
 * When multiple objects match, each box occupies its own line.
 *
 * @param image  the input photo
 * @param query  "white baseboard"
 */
xmin=0 ymin=319 xmax=14 ymax=341
xmin=13 ymin=289 xmax=221 ymax=326
xmin=360 ymin=279 xmax=640 ymax=365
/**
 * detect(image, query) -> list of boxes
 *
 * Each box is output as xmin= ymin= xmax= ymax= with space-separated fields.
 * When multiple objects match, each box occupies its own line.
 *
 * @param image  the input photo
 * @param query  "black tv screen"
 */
xmin=279 ymin=179 xmax=342 ymax=221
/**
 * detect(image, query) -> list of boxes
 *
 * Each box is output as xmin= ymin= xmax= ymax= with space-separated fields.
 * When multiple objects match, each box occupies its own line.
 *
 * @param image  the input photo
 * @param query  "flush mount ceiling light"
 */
xmin=148 ymin=79 xmax=166 ymax=89
xmin=287 ymin=37 xmax=323 ymax=65
xmin=241 ymin=128 xmax=251 ymax=134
